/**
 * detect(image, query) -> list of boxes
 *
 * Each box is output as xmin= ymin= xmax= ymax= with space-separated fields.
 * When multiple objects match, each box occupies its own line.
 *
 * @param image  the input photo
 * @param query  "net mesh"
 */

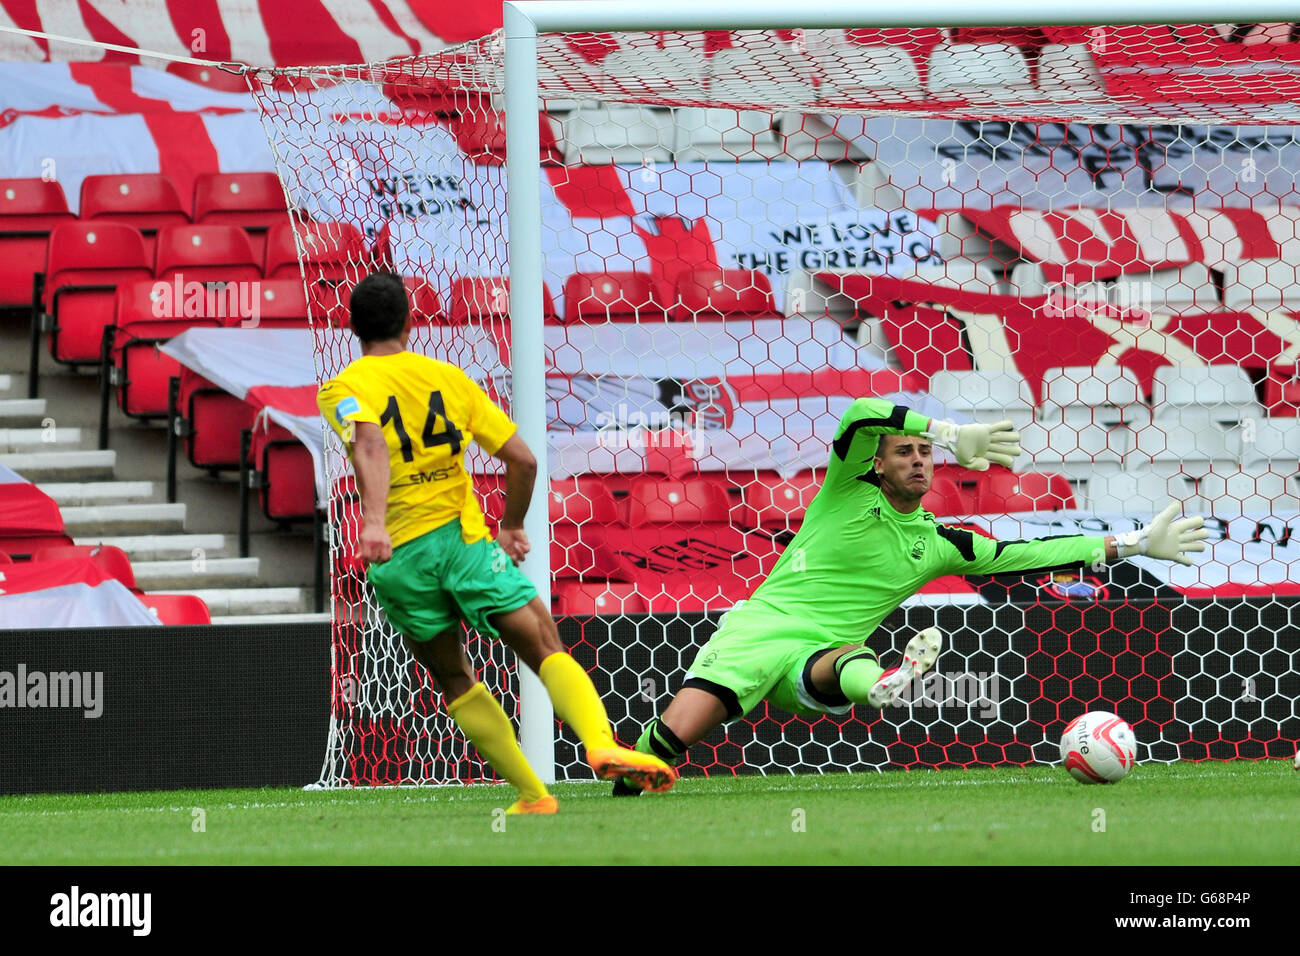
xmin=248 ymin=23 xmax=1300 ymax=787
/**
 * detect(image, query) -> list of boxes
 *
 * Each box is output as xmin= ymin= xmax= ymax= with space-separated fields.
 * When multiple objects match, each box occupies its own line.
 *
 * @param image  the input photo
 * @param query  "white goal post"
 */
xmin=501 ymin=0 xmax=1300 ymax=781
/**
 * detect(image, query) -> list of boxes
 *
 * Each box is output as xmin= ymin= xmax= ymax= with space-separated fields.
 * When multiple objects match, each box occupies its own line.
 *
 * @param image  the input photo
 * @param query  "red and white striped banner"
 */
xmin=0 ymin=558 xmax=160 ymax=628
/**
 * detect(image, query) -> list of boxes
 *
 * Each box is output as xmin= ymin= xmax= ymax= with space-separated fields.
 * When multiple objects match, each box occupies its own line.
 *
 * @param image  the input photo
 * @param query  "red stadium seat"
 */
xmin=672 ymin=268 xmax=778 ymax=320
xmin=140 ymin=593 xmax=213 ymax=625
xmin=192 ymin=172 xmax=293 ymax=262
xmin=307 ymin=280 xmax=353 ymax=327
xmin=264 ymin=221 xmax=368 ymax=283
xmin=739 ymin=471 xmax=822 ymax=530
xmin=562 ymin=271 xmax=672 ymax=323
xmin=153 ymin=224 xmax=261 ymax=284
xmin=315 ymin=274 xmax=442 ymax=327
xmin=924 ymin=473 xmax=972 ymax=516
xmin=244 ymin=278 xmax=310 ymax=328
xmin=624 ymin=476 xmax=734 ymax=526
xmin=547 ymin=476 xmax=629 ymax=580
xmin=1265 ymin=365 xmax=1300 ymax=417
xmin=548 ymin=477 xmax=622 ymax=525
xmin=0 ymin=178 xmax=74 ymax=308
xmin=107 ymin=281 xmax=225 ymax=421
xmin=31 ymin=543 xmax=137 ymax=591
xmin=473 ymin=472 xmax=506 ymax=526
xmin=0 ymin=483 xmax=71 ymax=558
xmin=0 ymin=551 xmax=11 ymax=565
xmin=404 ymin=275 xmax=444 ymax=323
xmin=448 ymin=111 xmax=562 ymax=165
xmin=79 ymin=174 xmax=189 ymax=256
xmin=975 ymin=470 xmax=1076 ymax=513
xmin=552 ymin=581 xmax=648 ymax=616
xmin=40 ymin=222 xmax=152 ymax=366
xmin=470 ymin=475 xmax=628 ymax=581
xmin=249 ymin=421 xmax=316 ymax=524
xmin=380 ymin=67 xmax=483 ymax=114
xmin=879 ymin=304 xmax=973 ymax=378
xmin=177 ymin=366 xmax=257 ymax=471
xmin=448 ymin=276 xmax=558 ymax=324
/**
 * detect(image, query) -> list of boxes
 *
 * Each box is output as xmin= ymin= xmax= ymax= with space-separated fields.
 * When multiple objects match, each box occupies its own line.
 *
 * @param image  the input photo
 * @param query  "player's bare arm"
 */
xmin=492 ymin=432 xmax=538 ymax=564
xmin=351 ymin=420 xmax=393 ymax=564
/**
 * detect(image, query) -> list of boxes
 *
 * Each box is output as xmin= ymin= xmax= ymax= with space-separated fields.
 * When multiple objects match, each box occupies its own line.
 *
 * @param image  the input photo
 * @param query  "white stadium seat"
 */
xmin=558 ymin=104 xmax=673 ymax=165
xmin=927 ymin=369 xmax=1036 ymax=423
xmin=1017 ymin=420 xmax=1128 ymax=480
xmin=1008 ymin=261 xmax=1048 ymax=298
xmin=777 ymin=113 xmax=871 ymax=161
xmin=1127 ymin=413 xmax=1240 ymax=479
xmin=600 ymin=35 xmax=707 ymax=98
xmin=783 ymin=269 xmax=857 ymax=323
xmin=1195 ymin=466 xmax=1300 ymax=518
xmin=851 ymin=159 xmax=906 ymax=209
xmin=1151 ymin=365 xmax=1263 ymax=425
xmin=898 ymin=259 xmax=1001 ymax=295
xmin=1221 ymin=259 xmax=1300 ymax=311
xmin=707 ymin=47 xmax=817 ymax=106
xmin=1083 ymin=470 xmax=1195 ymax=513
xmin=1038 ymin=365 xmax=1144 ymax=428
xmin=1110 ymin=263 xmax=1220 ymax=314
xmin=927 ymin=43 xmax=1035 ymax=99
xmin=671 ymin=107 xmax=782 ymax=161
xmin=1239 ymin=419 xmax=1300 ymax=468
xmin=1036 ymin=44 xmax=1107 ymax=100
xmin=814 ymin=41 xmax=924 ymax=99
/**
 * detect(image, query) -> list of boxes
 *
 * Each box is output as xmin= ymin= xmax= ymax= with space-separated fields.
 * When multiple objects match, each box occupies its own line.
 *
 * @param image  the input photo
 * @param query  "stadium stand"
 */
xmin=0 ymin=178 xmax=74 ymax=309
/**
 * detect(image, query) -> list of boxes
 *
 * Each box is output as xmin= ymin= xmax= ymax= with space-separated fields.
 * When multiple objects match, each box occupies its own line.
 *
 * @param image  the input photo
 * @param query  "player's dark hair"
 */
xmin=349 ymin=272 xmax=410 ymax=343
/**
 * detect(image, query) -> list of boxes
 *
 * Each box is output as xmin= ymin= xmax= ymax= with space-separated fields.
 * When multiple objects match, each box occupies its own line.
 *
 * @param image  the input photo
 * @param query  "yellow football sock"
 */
xmin=447 ymin=683 xmax=549 ymax=803
xmin=538 ymin=652 xmax=616 ymax=751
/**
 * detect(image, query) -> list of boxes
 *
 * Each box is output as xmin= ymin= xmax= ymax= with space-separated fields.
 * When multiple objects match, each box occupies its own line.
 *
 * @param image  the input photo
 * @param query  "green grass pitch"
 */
xmin=2 ymin=761 xmax=1296 ymax=865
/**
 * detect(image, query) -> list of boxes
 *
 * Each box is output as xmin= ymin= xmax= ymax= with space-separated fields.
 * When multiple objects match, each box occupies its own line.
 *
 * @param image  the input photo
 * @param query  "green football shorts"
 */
xmin=366 ymin=519 xmax=537 ymax=642
xmin=683 ymin=600 xmax=861 ymax=720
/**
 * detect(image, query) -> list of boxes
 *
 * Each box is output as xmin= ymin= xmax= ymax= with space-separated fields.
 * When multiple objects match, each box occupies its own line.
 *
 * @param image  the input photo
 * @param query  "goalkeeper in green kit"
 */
xmin=613 ymin=398 xmax=1209 ymax=795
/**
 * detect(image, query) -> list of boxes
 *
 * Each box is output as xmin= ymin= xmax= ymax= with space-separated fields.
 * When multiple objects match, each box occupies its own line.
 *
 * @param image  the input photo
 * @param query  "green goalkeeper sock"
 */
xmin=835 ymin=647 xmax=884 ymax=705
xmin=615 ymin=718 xmax=686 ymax=794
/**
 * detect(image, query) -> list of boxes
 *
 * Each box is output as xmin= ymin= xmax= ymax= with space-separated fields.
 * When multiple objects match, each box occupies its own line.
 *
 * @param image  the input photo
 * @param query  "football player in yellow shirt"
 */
xmin=318 ymin=273 xmax=675 ymax=813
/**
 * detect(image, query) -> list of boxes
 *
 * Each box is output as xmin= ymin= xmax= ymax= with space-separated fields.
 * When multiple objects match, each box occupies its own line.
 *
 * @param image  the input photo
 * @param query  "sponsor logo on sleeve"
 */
xmin=335 ymin=396 xmax=360 ymax=423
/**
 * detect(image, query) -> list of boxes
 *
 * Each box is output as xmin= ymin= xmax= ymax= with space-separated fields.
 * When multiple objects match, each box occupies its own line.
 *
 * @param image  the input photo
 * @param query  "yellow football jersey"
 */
xmin=317 ymin=351 xmax=516 ymax=548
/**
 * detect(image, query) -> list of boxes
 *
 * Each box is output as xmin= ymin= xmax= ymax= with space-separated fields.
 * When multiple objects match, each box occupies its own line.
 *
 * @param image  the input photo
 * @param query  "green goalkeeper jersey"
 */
xmin=744 ymin=398 xmax=1109 ymax=646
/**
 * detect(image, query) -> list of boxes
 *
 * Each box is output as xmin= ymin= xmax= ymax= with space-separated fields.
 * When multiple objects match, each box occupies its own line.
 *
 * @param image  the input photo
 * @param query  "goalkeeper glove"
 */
xmin=1114 ymin=501 xmax=1209 ymax=566
xmin=924 ymin=418 xmax=1022 ymax=471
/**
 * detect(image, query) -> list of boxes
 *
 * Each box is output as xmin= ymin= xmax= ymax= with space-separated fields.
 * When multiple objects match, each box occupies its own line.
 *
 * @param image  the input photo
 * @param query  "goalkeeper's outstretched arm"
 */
xmin=938 ymin=500 xmax=1209 ymax=576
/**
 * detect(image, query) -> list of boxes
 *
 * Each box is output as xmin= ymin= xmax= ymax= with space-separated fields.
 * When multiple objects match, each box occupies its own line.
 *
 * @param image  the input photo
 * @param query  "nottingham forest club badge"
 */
xmin=910 ymin=537 xmax=926 ymax=561
xmin=1037 ymin=571 xmax=1110 ymax=603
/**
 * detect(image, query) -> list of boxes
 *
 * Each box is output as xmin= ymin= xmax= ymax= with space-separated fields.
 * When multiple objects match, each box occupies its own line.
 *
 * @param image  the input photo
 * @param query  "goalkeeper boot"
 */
xmin=611 ymin=778 xmax=643 ymax=797
xmin=588 ymin=746 xmax=678 ymax=794
xmin=868 ymin=627 xmax=943 ymax=708
xmin=506 ymin=794 xmax=559 ymax=815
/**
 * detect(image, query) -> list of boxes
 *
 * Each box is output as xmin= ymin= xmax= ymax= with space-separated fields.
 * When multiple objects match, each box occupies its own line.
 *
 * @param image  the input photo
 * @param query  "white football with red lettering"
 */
xmin=1059 ymin=711 xmax=1137 ymax=784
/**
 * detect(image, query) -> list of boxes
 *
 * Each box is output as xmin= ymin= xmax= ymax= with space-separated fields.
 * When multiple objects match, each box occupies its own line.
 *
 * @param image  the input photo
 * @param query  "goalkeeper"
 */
xmin=317 ymin=273 xmax=676 ymax=814
xmin=613 ymin=398 xmax=1208 ymax=795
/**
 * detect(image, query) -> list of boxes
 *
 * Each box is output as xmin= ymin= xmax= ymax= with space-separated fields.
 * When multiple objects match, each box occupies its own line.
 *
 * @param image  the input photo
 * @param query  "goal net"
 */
xmin=248 ymin=16 xmax=1300 ymax=787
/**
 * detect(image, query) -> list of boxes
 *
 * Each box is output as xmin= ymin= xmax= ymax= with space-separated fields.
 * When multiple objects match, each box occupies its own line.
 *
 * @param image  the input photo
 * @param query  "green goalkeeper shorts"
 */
xmin=366 ymin=518 xmax=537 ymax=642
xmin=683 ymin=600 xmax=862 ymax=720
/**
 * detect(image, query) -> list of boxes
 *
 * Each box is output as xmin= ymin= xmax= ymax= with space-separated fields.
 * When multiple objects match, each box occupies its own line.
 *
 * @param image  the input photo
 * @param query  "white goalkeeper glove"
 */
xmin=1114 ymin=501 xmax=1209 ymax=566
xmin=923 ymin=418 xmax=1022 ymax=471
